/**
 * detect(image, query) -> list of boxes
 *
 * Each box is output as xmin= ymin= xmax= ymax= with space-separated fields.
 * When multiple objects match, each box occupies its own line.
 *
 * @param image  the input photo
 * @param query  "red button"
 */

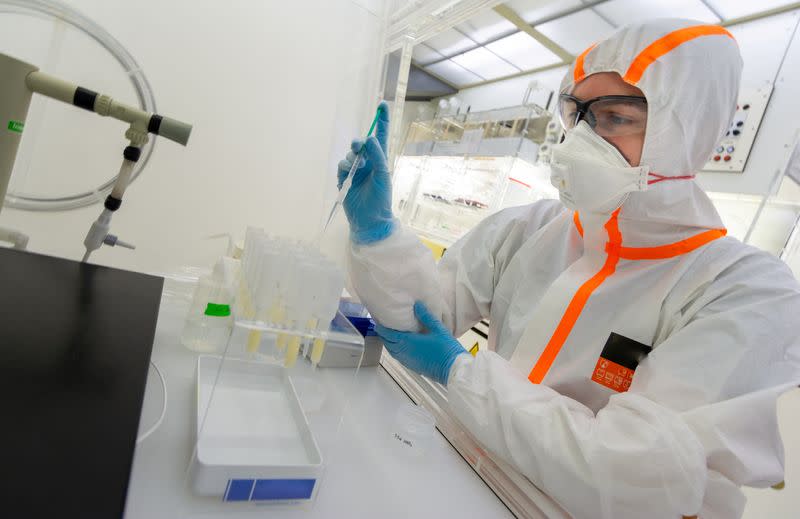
xmin=724 ymin=155 xmax=731 ymax=161
xmin=713 ymin=155 xmax=721 ymax=161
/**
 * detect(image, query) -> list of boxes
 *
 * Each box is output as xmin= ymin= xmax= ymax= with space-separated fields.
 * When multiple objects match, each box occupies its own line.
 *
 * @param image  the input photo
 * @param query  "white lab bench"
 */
xmin=123 ymin=278 xmax=514 ymax=518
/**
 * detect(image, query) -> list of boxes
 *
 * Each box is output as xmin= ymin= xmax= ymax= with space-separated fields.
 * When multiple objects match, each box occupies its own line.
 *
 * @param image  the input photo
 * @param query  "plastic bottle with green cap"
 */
xmin=182 ymin=256 xmax=238 ymax=352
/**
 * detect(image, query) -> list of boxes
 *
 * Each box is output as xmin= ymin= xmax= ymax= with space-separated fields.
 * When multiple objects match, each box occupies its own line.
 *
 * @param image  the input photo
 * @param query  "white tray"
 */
xmin=192 ymin=355 xmax=323 ymax=503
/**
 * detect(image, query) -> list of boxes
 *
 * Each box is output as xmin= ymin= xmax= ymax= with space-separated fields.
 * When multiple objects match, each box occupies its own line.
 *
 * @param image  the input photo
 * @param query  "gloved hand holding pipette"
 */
xmin=336 ymin=101 xmax=396 ymax=244
xmin=336 ymin=100 xmax=443 ymax=333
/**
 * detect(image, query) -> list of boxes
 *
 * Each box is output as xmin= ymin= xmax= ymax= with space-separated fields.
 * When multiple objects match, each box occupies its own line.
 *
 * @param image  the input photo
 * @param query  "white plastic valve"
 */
xmin=83 ymin=208 xmax=112 ymax=256
xmin=0 ymin=227 xmax=29 ymax=249
xmin=103 ymin=234 xmax=135 ymax=250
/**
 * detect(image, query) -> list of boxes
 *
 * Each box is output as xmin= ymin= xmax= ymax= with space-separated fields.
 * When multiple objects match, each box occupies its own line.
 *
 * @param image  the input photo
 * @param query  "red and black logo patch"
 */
xmin=591 ymin=333 xmax=652 ymax=392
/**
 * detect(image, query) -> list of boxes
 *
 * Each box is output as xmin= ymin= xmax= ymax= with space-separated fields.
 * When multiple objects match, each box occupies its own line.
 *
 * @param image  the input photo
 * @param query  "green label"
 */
xmin=204 ymin=302 xmax=231 ymax=317
xmin=7 ymin=120 xmax=24 ymax=133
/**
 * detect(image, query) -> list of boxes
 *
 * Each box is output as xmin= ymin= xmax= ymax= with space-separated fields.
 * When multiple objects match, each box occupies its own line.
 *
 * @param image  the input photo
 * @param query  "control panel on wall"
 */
xmin=702 ymin=84 xmax=773 ymax=173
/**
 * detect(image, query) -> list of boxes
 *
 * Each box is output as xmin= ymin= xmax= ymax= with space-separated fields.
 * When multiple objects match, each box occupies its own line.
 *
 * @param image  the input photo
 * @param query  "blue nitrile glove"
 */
xmin=374 ymin=301 xmax=469 ymax=385
xmin=337 ymin=101 xmax=395 ymax=244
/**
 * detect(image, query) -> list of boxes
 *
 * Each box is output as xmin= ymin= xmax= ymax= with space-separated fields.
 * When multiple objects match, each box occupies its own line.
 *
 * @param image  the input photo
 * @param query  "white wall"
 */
xmin=697 ymin=11 xmax=800 ymax=196
xmin=0 ymin=0 xmax=386 ymax=274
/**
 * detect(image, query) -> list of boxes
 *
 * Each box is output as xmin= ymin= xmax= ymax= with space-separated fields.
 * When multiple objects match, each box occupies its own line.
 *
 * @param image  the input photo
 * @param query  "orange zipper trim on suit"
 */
xmin=573 ymin=211 xmax=584 ymax=237
xmin=573 ymin=212 xmax=725 ymax=260
xmin=623 ymin=25 xmax=734 ymax=84
xmin=573 ymin=44 xmax=597 ymax=83
xmin=529 ymin=209 xmax=622 ymax=384
xmin=572 ymin=25 xmax=733 ymax=87
xmin=529 ymin=212 xmax=726 ymax=384
xmin=609 ymin=229 xmax=727 ymax=260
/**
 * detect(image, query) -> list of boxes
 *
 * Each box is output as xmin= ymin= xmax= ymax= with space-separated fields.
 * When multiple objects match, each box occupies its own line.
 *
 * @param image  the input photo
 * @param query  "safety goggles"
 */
xmin=558 ymin=94 xmax=648 ymax=137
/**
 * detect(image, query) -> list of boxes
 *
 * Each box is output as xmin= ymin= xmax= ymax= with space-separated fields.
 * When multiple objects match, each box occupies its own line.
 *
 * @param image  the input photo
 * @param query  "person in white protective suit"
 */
xmin=336 ymin=18 xmax=800 ymax=519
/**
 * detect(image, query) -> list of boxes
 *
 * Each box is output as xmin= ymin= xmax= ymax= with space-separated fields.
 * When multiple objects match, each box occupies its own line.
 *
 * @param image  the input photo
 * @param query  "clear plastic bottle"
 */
xmin=182 ymin=257 xmax=237 ymax=353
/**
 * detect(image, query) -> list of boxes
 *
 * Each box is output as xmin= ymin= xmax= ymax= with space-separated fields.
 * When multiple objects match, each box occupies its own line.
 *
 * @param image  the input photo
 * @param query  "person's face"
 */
xmin=570 ymin=72 xmax=646 ymax=166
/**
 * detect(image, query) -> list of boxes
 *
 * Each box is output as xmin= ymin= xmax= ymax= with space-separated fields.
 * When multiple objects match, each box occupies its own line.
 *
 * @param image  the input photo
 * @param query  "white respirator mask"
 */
xmin=550 ymin=121 xmax=649 ymax=214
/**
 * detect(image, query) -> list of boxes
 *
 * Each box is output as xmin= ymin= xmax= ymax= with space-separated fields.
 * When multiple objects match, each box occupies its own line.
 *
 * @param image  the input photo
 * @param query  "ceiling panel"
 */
xmin=424 ymin=28 xmax=477 ymax=57
xmin=704 ymin=0 xmax=799 ymax=20
xmin=451 ymin=47 xmax=520 ymax=80
xmin=596 ymin=0 xmax=720 ymax=25
xmin=505 ymin=0 xmax=583 ymax=24
xmin=484 ymin=32 xmax=562 ymax=70
xmin=454 ymin=9 xmax=517 ymax=44
xmin=535 ymin=9 xmax=616 ymax=55
xmin=412 ymin=44 xmax=444 ymax=65
xmin=425 ymin=60 xmax=484 ymax=87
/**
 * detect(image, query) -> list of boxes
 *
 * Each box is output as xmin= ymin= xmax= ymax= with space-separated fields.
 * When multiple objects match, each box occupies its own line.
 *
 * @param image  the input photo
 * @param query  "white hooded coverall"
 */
xmin=348 ymin=18 xmax=800 ymax=519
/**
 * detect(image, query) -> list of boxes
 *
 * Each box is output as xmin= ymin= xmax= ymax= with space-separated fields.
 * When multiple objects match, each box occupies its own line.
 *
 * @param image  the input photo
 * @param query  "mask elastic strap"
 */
xmin=647 ymin=173 xmax=696 ymax=185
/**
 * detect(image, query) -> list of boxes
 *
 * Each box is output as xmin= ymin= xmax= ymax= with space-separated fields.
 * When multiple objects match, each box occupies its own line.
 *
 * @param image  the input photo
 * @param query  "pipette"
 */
xmin=320 ymin=103 xmax=384 ymax=237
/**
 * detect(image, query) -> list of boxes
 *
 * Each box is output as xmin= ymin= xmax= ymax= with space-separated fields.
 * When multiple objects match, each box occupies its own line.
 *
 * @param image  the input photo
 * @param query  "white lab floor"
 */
xmin=742 ymin=388 xmax=800 ymax=518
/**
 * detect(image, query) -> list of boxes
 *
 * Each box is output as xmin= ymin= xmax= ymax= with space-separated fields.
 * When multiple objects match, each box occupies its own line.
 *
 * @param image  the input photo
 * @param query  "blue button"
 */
xmin=224 ymin=479 xmax=254 ymax=502
xmin=251 ymin=479 xmax=316 ymax=501
xmin=727 ymin=146 xmax=735 ymax=153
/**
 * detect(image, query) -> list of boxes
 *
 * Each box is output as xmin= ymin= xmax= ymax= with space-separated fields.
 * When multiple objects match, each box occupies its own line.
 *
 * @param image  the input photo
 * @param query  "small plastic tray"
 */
xmin=192 ymin=355 xmax=323 ymax=503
